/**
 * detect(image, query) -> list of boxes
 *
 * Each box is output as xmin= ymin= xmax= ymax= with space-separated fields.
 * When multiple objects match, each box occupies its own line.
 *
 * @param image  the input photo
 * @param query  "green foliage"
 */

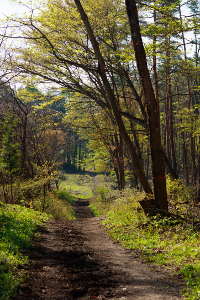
xmin=90 ymin=186 xmax=113 ymax=216
xmin=53 ymin=189 xmax=76 ymax=205
xmin=42 ymin=189 xmax=76 ymax=219
xmin=89 ymin=194 xmax=114 ymax=217
xmin=84 ymin=141 xmax=112 ymax=174
xmin=180 ymin=264 xmax=200 ymax=300
xmin=38 ymin=191 xmax=76 ymax=220
xmin=0 ymin=111 xmax=20 ymax=204
xmin=20 ymin=183 xmax=76 ymax=220
xmin=0 ymin=111 xmax=19 ymax=173
xmin=0 ymin=177 xmax=51 ymax=205
xmin=101 ymin=189 xmax=200 ymax=300
xmin=90 ymin=186 xmax=143 ymax=215
xmin=166 ymin=176 xmax=199 ymax=223
xmin=0 ymin=204 xmax=49 ymax=299
xmin=17 ymin=85 xmax=45 ymax=106
xmin=95 ymin=186 xmax=110 ymax=203
xmin=64 ymin=95 xmax=116 ymax=175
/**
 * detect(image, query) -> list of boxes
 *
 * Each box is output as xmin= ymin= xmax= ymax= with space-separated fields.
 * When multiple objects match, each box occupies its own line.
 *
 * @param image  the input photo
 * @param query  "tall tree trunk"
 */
xmin=152 ymin=6 xmax=159 ymax=116
xmin=117 ymin=135 xmax=125 ymax=190
xmin=177 ymin=83 xmax=189 ymax=184
xmin=198 ymin=136 xmax=200 ymax=202
xmin=164 ymin=86 xmax=170 ymax=161
xmin=14 ymin=96 xmax=29 ymax=177
xmin=111 ymin=134 xmax=125 ymax=190
xmin=165 ymin=36 xmax=177 ymax=173
xmin=74 ymin=0 xmax=153 ymax=200
xmin=125 ymin=0 xmax=168 ymax=211
xmin=179 ymin=3 xmax=196 ymax=186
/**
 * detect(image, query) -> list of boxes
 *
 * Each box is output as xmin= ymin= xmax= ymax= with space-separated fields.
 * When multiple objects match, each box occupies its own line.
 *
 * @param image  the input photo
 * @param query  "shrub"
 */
xmin=166 ymin=176 xmax=200 ymax=225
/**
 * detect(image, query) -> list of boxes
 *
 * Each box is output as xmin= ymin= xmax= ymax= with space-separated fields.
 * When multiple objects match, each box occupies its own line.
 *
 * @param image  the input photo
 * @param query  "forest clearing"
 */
xmin=0 ymin=0 xmax=200 ymax=299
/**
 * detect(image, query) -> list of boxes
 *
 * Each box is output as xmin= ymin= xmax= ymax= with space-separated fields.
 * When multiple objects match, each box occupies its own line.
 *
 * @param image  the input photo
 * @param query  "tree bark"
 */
xmin=152 ymin=6 xmax=159 ymax=117
xmin=166 ymin=46 xmax=177 ymax=173
xmin=125 ymin=0 xmax=168 ymax=211
xmin=179 ymin=3 xmax=196 ymax=186
xmin=74 ymin=0 xmax=153 ymax=198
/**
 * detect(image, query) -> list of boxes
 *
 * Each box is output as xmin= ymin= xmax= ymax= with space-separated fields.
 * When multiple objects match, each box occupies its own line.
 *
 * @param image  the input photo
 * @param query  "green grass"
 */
xmin=59 ymin=174 xmax=94 ymax=199
xmin=89 ymin=186 xmax=117 ymax=216
xmin=0 ymin=178 xmax=77 ymax=220
xmin=53 ymin=189 xmax=76 ymax=204
xmin=89 ymin=186 xmax=200 ymax=300
xmin=29 ymin=187 xmax=77 ymax=220
xmin=0 ymin=174 xmax=97 ymax=299
xmin=0 ymin=203 xmax=50 ymax=299
xmin=101 ymin=199 xmax=200 ymax=300
xmin=89 ymin=199 xmax=111 ymax=216
xmin=45 ymin=189 xmax=76 ymax=219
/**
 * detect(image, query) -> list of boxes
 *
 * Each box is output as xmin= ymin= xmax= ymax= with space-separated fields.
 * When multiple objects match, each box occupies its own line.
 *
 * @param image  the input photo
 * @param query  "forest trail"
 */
xmin=16 ymin=199 xmax=184 ymax=300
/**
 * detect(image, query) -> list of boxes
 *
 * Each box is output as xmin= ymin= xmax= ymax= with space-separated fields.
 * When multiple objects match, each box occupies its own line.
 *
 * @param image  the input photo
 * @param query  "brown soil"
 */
xmin=16 ymin=198 xmax=185 ymax=300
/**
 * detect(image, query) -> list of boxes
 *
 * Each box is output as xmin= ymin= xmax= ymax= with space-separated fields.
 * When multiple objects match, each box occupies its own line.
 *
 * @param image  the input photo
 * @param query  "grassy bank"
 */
xmin=39 ymin=189 xmax=76 ymax=220
xmin=90 ymin=186 xmax=200 ymax=300
xmin=0 ymin=204 xmax=50 ymax=299
xmin=0 ymin=177 xmax=80 ymax=299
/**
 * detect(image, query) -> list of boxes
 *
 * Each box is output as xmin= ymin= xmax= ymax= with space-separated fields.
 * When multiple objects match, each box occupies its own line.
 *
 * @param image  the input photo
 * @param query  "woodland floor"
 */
xmin=15 ymin=198 xmax=185 ymax=300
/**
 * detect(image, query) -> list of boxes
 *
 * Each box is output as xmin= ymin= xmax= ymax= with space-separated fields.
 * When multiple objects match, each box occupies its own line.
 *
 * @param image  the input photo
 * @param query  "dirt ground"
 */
xmin=15 ymin=198 xmax=185 ymax=300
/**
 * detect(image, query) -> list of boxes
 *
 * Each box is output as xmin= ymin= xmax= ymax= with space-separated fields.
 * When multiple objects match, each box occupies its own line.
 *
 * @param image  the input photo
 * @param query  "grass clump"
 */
xmin=89 ymin=184 xmax=121 ymax=216
xmin=0 ymin=203 xmax=50 ymax=299
xmin=53 ymin=189 xmax=76 ymax=204
xmin=90 ymin=186 xmax=140 ymax=216
xmin=89 ymin=197 xmax=110 ymax=216
xmin=89 ymin=186 xmax=111 ymax=216
xmin=95 ymin=186 xmax=110 ymax=202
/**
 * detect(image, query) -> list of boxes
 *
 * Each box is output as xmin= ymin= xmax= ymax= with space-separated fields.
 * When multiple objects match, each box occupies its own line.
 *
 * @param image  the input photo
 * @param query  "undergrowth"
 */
xmin=0 ymin=173 xmax=95 ymax=299
xmin=0 ymin=178 xmax=77 ymax=220
xmin=18 ymin=189 xmax=76 ymax=220
xmin=0 ymin=176 xmax=78 ymax=299
xmin=89 ymin=185 xmax=127 ymax=216
xmin=0 ymin=203 xmax=50 ymax=299
xmin=90 ymin=179 xmax=200 ymax=300
xmin=33 ymin=189 xmax=76 ymax=220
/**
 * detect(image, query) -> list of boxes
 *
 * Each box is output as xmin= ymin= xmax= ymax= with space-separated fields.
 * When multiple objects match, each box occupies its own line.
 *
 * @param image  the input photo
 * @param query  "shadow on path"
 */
xmin=15 ymin=199 xmax=184 ymax=300
xmin=72 ymin=198 xmax=95 ymax=219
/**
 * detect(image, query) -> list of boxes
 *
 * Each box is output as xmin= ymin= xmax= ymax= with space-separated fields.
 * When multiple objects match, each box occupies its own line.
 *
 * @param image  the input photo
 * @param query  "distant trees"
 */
xmin=0 ymin=82 xmax=70 ymax=202
xmin=0 ymin=110 xmax=19 ymax=203
xmin=64 ymin=94 xmax=126 ymax=189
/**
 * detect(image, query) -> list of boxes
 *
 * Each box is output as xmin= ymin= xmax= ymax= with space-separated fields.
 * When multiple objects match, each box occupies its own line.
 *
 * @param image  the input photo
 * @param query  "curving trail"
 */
xmin=16 ymin=199 xmax=184 ymax=300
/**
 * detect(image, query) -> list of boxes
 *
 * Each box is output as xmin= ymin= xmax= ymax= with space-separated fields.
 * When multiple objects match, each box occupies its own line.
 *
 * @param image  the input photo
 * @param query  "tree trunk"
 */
xmin=179 ymin=3 xmax=196 ymax=186
xmin=111 ymin=134 xmax=125 ymax=190
xmin=125 ymin=0 xmax=168 ymax=211
xmin=114 ymin=134 xmax=125 ymax=190
xmin=152 ymin=6 xmax=159 ymax=117
xmin=198 ymin=136 xmax=200 ymax=202
xmin=164 ymin=33 xmax=177 ymax=173
xmin=74 ymin=0 xmax=153 ymax=201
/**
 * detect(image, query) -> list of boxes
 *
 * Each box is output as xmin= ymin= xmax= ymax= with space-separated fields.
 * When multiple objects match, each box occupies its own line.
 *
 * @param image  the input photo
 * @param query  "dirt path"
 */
xmin=16 ymin=199 xmax=184 ymax=300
